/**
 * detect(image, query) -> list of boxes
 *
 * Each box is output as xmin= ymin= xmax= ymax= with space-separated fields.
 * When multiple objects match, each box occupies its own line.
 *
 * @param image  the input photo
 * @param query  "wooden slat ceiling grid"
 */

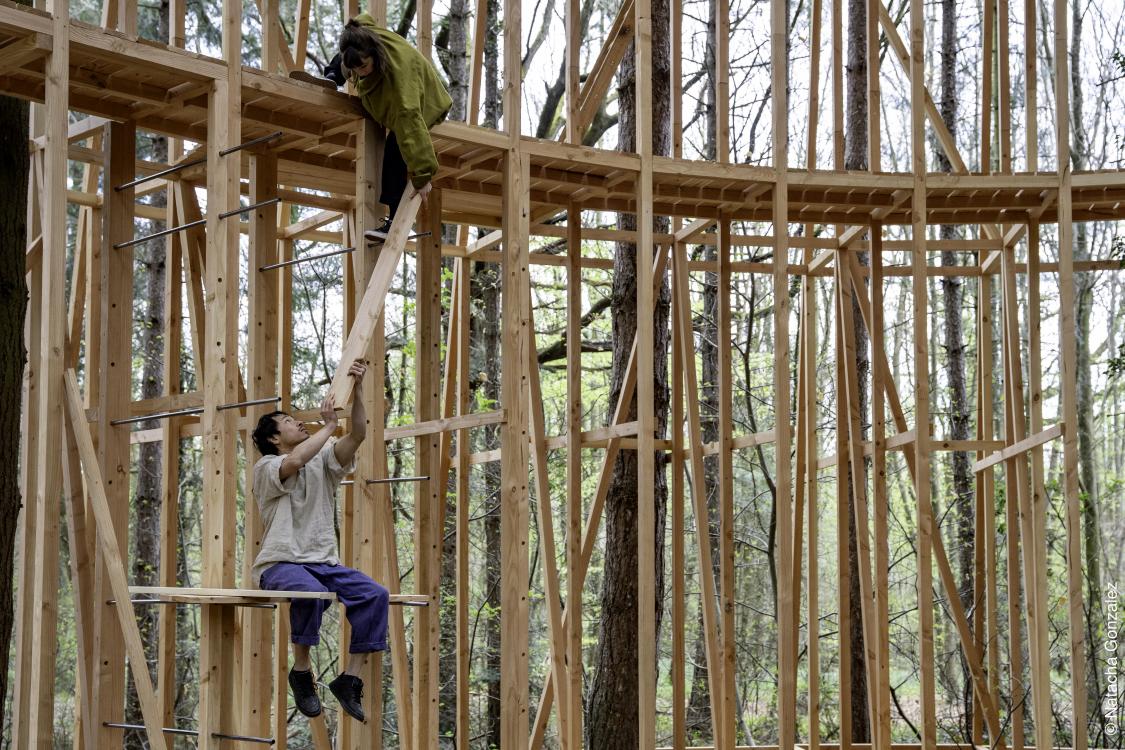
xmin=2 ymin=0 xmax=1125 ymax=226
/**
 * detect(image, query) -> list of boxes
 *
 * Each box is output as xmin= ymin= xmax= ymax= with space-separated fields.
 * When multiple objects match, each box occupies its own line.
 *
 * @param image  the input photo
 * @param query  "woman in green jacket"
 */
xmin=338 ymin=16 xmax=452 ymax=241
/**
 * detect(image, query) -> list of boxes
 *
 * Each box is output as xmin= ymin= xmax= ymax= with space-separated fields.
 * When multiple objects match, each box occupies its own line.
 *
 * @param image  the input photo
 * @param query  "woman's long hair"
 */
xmin=339 ymin=18 xmax=388 ymax=80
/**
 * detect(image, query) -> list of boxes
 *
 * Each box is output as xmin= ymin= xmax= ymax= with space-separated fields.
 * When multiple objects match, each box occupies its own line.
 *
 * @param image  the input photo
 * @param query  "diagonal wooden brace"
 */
xmin=328 ymin=184 xmax=423 ymax=407
xmin=63 ymin=369 xmax=168 ymax=750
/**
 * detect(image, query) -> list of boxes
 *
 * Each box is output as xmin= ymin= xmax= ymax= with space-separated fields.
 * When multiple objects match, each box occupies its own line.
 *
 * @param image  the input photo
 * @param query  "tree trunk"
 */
xmin=932 ymin=0 xmax=974 ymax=738
xmin=584 ymin=0 xmax=671 ymax=744
xmin=438 ymin=3 xmax=470 ymax=742
xmin=474 ymin=1 xmax=503 ymax=742
xmin=0 ymin=62 xmax=30 ymax=731
xmin=843 ymin=0 xmax=870 ymax=740
xmin=123 ymin=132 xmax=168 ymax=750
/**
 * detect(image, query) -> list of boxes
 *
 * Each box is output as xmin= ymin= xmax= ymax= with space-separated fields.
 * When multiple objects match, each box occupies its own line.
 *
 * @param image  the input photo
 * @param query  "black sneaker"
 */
xmin=328 ymin=673 xmax=366 ymax=723
xmin=288 ymin=668 xmax=322 ymax=717
xmin=324 ymin=53 xmax=347 ymax=87
xmin=288 ymin=70 xmax=339 ymax=90
xmin=363 ymin=218 xmax=393 ymax=244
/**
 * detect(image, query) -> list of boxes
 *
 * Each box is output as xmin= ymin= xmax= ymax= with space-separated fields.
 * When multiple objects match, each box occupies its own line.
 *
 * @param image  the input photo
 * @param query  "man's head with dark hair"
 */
xmin=339 ymin=19 xmax=388 ymax=81
xmin=252 ymin=411 xmax=310 ymax=456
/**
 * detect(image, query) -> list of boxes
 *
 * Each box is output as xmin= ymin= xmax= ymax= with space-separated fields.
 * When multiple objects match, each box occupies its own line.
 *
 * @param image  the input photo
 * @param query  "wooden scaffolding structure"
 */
xmin=3 ymin=0 xmax=1117 ymax=744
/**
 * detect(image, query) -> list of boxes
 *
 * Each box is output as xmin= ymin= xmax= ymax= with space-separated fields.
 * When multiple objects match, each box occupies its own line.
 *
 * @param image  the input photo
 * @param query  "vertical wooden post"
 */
xmin=976 ymin=267 xmax=1001 ymax=747
xmin=866 ymin=0 xmax=879 ymax=169
xmin=414 ymin=191 xmax=443 ymax=750
xmin=262 ymin=0 xmax=281 ymax=73
xmin=909 ymin=0 xmax=936 ymax=745
xmin=455 ymin=258 xmax=472 ymax=750
xmin=198 ymin=0 xmax=242 ymax=739
xmin=418 ymin=0 xmax=432 ymax=57
xmin=157 ymin=160 xmax=183 ymax=730
xmin=870 ymin=224 xmax=891 ymax=748
xmin=669 ymin=0 xmax=685 ymax=739
xmin=634 ymin=0 xmax=657 ymax=742
xmin=244 ymin=152 xmax=280 ymax=739
xmin=27 ymin=3 xmax=67 ymax=740
xmin=715 ymin=0 xmax=733 ymax=734
xmin=353 ymin=115 xmax=385 ymax=750
xmin=500 ymin=0 xmax=530 ymax=736
xmin=980 ymin=0 xmax=993 ymax=170
xmin=670 ymin=230 xmax=686 ymax=750
xmin=499 ymin=153 xmax=531 ymax=750
xmin=565 ymin=0 xmax=581 ymax=142
xmin=801 ymin=1 xmax=821 ymax=745
xmin=773 ymin=0 xmax=794 ymax=744
xmin=564 ymin=210 xmax=584 ymax=749
xmin=93 ymin=118 xmax=135 ymax=747
xmin=1054 ymin=0 xmax=1087 ymax=746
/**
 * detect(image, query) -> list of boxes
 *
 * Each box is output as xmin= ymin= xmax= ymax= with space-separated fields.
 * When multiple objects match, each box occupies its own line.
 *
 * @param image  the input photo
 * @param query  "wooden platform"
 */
xmin=129 ymin=586 xmax=430 ymax=606
xmin=3 ymin=0 xmax=1124 ymax=229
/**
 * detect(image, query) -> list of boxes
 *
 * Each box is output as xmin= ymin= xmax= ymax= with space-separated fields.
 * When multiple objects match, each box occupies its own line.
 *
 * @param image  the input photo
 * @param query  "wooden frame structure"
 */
xmin=5 ymin=0 xmax=1115 ymax=745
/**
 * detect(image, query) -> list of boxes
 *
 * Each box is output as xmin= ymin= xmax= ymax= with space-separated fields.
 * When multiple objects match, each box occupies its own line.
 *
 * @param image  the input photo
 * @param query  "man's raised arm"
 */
xmin=334 ymin=359 xmax=369 ymax=467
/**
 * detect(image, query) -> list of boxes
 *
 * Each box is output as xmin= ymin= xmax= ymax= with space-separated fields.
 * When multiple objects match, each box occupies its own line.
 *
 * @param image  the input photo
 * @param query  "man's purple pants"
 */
xmin=260 ymin=562 xmax=389 ymax=653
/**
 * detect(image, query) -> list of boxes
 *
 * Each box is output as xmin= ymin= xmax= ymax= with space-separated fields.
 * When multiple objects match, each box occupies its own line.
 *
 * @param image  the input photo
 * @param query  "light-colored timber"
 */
xmin=4 ymin=0 xmax=1107 ymax=745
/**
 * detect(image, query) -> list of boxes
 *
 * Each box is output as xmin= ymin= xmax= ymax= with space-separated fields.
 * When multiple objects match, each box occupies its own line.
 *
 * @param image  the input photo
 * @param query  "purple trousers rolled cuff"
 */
xmin=260 ymin=562 xmax=389 ymax=653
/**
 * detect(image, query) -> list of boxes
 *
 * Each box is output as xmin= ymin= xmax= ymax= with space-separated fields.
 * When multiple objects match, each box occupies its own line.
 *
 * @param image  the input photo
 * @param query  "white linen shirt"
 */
xmin=250 ymin=438 xmax=355 ymax=586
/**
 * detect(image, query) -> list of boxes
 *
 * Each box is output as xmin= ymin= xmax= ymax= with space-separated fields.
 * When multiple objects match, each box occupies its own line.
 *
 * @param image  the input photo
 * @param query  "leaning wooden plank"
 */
xmin=529 ymin=242 xmax=697 ymax=749
xmin=26 ymin=17 xmax=69 ymax=744
xmin=64 ymin=370 xmax=168 ymax=750
xmin=328 ymin=185 xmax=422 ymax=408
xmin=840 ymin=251 xmax=1005 ymax=741
xmin=527 ymin=326 xmax=572 ymax=743
xmin=62 ymin=410 xmax=96 ymax=749
xmin=571 ymin=0 xmax=635 ymax=139
xmin=971 ymin=423 xmax=1063 ymax=474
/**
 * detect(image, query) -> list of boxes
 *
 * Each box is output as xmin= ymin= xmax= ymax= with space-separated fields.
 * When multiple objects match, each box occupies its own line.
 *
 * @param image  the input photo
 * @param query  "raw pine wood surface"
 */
xmin=6 ymin=0 xmax=1121 ymax=746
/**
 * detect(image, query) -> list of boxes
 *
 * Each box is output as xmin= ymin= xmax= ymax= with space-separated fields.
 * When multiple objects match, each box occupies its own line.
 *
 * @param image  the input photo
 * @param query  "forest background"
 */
xmin=1 ymin=0 xmax=1124 ymax=746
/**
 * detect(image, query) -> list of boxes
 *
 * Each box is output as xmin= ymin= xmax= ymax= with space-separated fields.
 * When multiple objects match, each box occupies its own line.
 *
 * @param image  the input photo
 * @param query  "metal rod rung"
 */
xmin=365 ymin=475 xmax=429 ymax=484
xmin=218 ymin=130 xmax=284 ymax=157
xmin=259 ymin=247 xmax=357 ymax=272
xmin=212 ymin=732 xmax=275 ymax=744
xmin=218 ymin=197 xmax=281 ymax=220
xmin=216 ymin=395 xmax=282 ymax=412
xmin=110 ymin=396 xmax=280 ymax=426
xmin=104 ymin=722 xmax=199 ymax=737
xmin=114 ymin=156 xmax=206 ymax=192
xmin=113 ymin=217 xmax=205 ymax=250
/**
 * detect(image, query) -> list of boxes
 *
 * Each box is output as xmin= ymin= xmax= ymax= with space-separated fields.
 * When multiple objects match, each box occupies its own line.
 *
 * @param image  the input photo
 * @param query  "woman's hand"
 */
xmin=417 ymin=181 xmax=433 ymax=200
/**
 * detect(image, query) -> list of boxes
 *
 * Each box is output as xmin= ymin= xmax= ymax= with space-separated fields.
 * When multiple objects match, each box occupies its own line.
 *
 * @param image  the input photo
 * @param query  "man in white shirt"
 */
xmin=250 ymin=359 xmax=382 ymax=723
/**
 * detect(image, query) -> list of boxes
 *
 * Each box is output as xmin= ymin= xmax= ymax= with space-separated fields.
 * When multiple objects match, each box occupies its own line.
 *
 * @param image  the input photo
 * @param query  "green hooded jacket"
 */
xmin=351 ymin=14 xmax=453 ymax=188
